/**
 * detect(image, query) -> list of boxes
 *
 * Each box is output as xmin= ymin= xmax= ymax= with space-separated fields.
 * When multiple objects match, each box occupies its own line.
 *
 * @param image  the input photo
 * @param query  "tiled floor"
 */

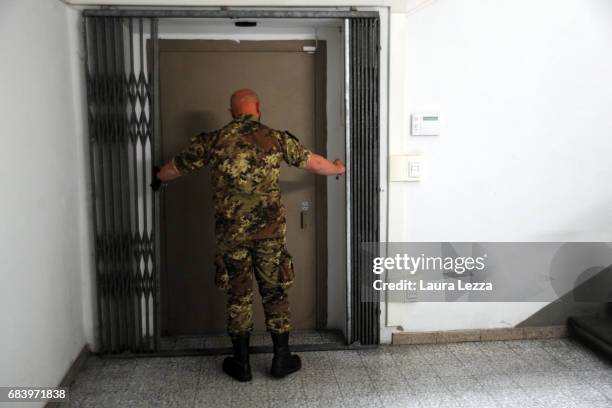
xmin=66 ymin=338 xmax=612 ymax=407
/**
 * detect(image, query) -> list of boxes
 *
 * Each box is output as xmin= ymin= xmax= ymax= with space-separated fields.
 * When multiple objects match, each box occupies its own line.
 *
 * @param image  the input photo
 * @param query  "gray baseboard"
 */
xmin=393 ymin=325 xmax=567 ymax=345
xmin=45 ymin=345 xmax=90 ymax=408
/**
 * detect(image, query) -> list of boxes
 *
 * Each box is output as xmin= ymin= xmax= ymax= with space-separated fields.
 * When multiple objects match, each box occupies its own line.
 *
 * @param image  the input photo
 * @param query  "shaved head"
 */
xmin=230 ymin=88 xmax=260 ymax=119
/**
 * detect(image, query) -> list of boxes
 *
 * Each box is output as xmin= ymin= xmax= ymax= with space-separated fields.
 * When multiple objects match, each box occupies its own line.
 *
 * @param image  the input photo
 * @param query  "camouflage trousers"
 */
xmin=214 ymin=237 xmax=295 ymax=338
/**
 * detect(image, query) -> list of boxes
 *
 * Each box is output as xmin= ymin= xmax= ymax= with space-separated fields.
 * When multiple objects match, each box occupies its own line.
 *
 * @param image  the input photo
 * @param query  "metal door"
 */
xmin=158 ymin=40 xmax=320 ymax=335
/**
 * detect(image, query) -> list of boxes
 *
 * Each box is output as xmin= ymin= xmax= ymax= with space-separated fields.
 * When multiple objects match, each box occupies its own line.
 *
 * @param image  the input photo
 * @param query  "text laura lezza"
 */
xmin=373 ymin=279 xmax=493 ymax=291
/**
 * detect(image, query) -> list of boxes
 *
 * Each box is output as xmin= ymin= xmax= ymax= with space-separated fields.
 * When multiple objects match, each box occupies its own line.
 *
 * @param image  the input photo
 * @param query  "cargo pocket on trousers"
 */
xmin=278 ymin=248 xmax=295 ymax=289
xmin=214 ymin=253 xmax=231 ymax=290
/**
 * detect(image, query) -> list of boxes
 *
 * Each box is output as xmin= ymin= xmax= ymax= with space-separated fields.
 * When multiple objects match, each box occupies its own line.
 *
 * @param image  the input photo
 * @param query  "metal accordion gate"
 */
xmin=83 ymin=16 xmax=161 ymax=353
xmin=346 ymin=17 xmax=381 ymax=346
xmin=83 ymin=9 xmax=380 ymax=353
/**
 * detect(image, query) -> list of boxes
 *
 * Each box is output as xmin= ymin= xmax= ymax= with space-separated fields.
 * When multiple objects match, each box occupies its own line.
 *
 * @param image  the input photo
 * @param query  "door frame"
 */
xmin=83 ymin=7 xmax=383 ymax=353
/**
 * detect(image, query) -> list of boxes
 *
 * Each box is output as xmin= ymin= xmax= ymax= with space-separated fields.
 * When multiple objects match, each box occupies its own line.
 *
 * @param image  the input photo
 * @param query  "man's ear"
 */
xmin=229 ymin=108 xmax=234 ymax=118
xmin=256 ymin=102 xmax=261 ymax=118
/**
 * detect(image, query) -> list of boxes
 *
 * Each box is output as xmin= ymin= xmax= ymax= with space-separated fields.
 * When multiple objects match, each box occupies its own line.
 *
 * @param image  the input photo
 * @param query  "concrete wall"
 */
xmin=386 ymin=0 xmax=612 ymax=331
xmin=0 ymin=0 xmax=90 ymax=400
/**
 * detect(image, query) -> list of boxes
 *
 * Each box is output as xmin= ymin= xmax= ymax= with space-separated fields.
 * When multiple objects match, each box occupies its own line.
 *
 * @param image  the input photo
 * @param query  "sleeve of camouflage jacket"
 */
xmin=278 ymin=130 xmax=312 ymax=168
xmin=171 ymin=131 xmax=217 ymax=175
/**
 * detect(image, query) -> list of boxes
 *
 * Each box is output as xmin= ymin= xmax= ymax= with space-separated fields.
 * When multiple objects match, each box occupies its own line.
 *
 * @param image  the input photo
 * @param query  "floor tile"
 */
xmin=69 ymin=339 xmax=612 ymax=408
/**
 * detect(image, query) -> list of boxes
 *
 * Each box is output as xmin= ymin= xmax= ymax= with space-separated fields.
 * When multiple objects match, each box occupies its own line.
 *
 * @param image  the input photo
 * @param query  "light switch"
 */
xmin=390 ymin=155 xmax=421 ymax=182
xmin=408 ymin=161 xmax=420 ymax=178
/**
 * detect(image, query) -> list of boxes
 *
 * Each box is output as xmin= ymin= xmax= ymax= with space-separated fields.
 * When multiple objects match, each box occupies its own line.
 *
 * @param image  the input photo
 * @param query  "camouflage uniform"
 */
xmin=171 ymin=113 xmax=311 ymax=337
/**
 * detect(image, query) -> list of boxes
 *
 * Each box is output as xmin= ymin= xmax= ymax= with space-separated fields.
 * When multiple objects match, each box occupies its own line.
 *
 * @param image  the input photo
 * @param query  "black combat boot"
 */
xmin=270 ymin=332 xmax=301 ymax=378
xmin=222 ymin=334 xmax=252 ymax=382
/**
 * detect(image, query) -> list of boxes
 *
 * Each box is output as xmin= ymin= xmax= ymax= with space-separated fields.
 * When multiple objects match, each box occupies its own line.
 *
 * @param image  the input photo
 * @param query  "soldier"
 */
xmin=152 ymin=88 xmax=346 ymax=382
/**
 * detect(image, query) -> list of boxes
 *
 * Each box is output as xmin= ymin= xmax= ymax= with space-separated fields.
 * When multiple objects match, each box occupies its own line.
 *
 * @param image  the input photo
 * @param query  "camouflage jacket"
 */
xmin=171 ymin=114 xmax=312 ymax=243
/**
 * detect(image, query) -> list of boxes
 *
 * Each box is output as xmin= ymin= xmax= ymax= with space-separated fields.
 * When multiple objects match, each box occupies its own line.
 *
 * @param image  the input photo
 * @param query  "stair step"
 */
xmin=568 ymin=314 xmax=612 ymax=360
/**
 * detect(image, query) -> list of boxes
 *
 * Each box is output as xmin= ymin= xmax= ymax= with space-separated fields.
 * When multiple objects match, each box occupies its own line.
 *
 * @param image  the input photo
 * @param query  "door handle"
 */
xmin=300 ymin=201 xmax=310 ymax=229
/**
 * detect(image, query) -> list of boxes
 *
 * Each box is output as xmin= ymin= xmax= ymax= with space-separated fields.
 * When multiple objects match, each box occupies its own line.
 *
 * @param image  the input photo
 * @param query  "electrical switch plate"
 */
xmin=408 ymin=161 xmax=420 ymax=178
xmin=411 ymin=113 xmax=440 ymax=136
xmin=390 ymin=155 xmax=421 ymax=182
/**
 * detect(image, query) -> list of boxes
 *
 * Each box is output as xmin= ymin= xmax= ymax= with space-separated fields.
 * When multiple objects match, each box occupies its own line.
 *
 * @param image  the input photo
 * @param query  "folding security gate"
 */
xmin=83 ymin=16 xmax=161 ymax=353
xmin=346 ymin=18 xmax=381 ymax=346
xmin=83 ymin=9 xmax=380 ymax=353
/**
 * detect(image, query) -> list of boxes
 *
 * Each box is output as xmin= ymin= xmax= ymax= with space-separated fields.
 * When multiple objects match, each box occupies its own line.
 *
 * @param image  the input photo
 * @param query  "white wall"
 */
xmin=0 ymin=0 xmax=90 ymax=399
xmin=387 ymin=0 xmax=612 ymax=330
xmin=67 ymin=3 xmax=98 ymax=351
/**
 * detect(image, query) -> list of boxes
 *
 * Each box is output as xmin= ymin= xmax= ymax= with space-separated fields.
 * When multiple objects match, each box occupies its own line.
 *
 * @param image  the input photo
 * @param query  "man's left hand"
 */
xmin=151 ymin=166 xmax=163 ymax=192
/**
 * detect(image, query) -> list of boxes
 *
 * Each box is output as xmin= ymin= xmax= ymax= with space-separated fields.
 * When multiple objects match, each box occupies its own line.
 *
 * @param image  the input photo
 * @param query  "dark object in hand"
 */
xmin=151 ymin=165 xmax=162 ymax=192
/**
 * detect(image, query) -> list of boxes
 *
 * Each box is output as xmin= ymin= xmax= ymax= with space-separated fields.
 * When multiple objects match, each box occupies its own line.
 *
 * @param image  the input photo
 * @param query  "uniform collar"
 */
xmin=234 ymin=113 xmax=258 ymax=122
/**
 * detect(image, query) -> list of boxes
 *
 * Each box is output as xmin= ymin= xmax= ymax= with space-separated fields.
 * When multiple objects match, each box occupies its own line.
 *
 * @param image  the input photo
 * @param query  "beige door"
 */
xmin=159 ymin=40 xmax=320 ymax=335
